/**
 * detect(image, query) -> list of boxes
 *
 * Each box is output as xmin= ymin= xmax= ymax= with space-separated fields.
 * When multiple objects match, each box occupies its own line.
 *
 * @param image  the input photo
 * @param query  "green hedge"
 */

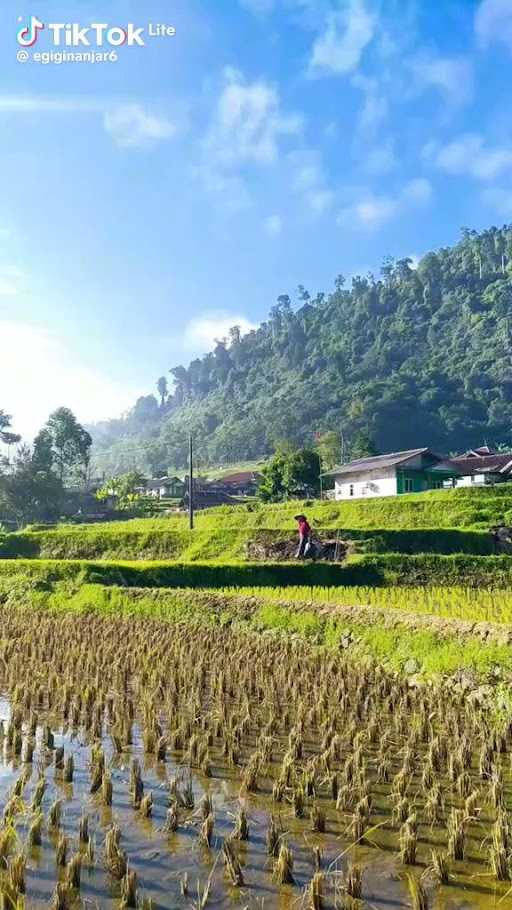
xmin=347 ymin=528 xmax=495 ymax=555
xmin=1 ymin=553 xmax=512 ymax=589
xmin=0 ymin=525 xmax=496 ymax=562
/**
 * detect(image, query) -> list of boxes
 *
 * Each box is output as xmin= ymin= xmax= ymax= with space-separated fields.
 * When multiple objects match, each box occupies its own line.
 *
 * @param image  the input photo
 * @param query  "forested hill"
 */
xmin=91 ymin=226 xmax=512 ymax=475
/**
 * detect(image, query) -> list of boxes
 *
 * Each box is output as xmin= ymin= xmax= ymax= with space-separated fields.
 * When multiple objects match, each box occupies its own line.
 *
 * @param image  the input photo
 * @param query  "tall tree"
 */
xmin=0 ymin=444 xmax=63 ymax=527
xmin=314 ymin=431 xmax=341 ymax=470
xmin=259 ymin=447 xmax=320 ymax=501
xmin=0 ymin=411 xmax=21 ymax=446
xmin=350 ymin=432 xmax=380 ymax=460
xmin=35 ymin=407 xmax=92 ymax=484
xmin=157 ymin=376 xmax=168 ymax=408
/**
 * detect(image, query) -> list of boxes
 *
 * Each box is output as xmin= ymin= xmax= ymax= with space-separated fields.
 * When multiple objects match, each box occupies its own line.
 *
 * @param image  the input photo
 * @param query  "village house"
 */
xmin=323 ymin=448 xmax=461 ymax=501
xmin=449 ymin=447 xmax=512 ymax=488
xmin=144 ymin=476 xmax=185 ymax=499
xmin=215 ymin=470 xmax=263 ymax=496
xmin=324 ymin=445 xmax=512 ymax=501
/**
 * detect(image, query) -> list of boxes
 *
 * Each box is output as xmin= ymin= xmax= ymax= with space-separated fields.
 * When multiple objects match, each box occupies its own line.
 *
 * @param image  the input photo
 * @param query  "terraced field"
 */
xmin=2 ymin=487 xmax=512 ymax=907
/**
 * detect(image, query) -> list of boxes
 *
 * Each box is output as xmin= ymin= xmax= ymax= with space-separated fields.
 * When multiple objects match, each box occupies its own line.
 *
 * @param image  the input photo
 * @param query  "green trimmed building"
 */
xmin=324 ymin=448 xmax=460 ymax=501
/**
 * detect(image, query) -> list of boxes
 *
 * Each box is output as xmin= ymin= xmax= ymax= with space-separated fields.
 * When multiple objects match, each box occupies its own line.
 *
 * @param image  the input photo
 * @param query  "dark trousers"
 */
xmin=296 ymin=534 xmax=309 ymax=558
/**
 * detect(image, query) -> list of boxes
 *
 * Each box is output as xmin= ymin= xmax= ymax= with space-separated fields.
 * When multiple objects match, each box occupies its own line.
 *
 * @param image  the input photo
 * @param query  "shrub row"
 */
xmin=1 ymin=553 xmax=512 ymax=589
xmin=0 ymin=525 xmax=496 ymax=562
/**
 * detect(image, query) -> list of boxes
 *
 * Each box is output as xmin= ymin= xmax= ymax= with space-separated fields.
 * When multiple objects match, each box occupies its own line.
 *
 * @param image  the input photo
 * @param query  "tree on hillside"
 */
xmin=314 ymin=431 xmax=341 ymax=470
xmin=284 ymin=448 xmax=321 ymax=494
xmin=87 ymin=224 xmax=512 ymax=474
xmin=157 ymin=376 xmax=168 ymax=408
xmin=34 ymin=408 xmax=92 ymax=484
xmin=96 ymin=471 xmax=146 ymax=511
xmin=0 ymin=444 xmax=63 ymax=527
xmin=350 ymin=432 xmax=380 ymax=460
xmin=0 ymin=411 xmax=21 ymax=446
xmin=259 ymin=447 xmax=320 ymax=502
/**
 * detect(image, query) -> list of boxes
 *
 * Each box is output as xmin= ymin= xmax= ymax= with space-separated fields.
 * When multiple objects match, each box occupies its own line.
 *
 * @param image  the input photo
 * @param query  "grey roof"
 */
xmin=322 ymin=448 xmax=430 ymax=477
xmin=451 ymin=453 xmax=512 ymax=476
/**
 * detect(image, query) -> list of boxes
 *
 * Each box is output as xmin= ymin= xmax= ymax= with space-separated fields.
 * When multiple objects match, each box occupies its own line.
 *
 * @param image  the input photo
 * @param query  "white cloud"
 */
xmin=475 ymin=0 xmax=512 ymax=50
xmin=290 ymin=150 xmax=334 ymax=213
xmin=197 ymin=69 xmax=302 ymax=213
xmin=436 ymin=134 xmax=512 ymax=180
xmin=309 ymin=0 xmax=377 ymax=76
xmin=410 ymin=54 xmax=473 ymax=105
xmin=264 ymin=214 xmax=283 ymax=235
xmin=351 ymin=73 xmax=388 ymax=135
xmin=347 ymin=194 xmax=398 ymax=228
xmin=306 ymin=189 xmax=335 ymax=213
xmin=182 ymin=313 xmax=258 ymax=354
xmin=337 ymin=178 xmax=432 ymax=230
xmin=205 ymin=69 xmax=302 ymax=168
xmin=103 ymin=105 xmax=176 ymax=148
xmin=0 ymin=266 xmax=24 ymax=296
xmin=0 ymin=94 xmax=176 ymax=149
xmin=0 ymin=95 xmax=98 ymax=113
xmin=0 ymin=321 xmax=137 ymax=441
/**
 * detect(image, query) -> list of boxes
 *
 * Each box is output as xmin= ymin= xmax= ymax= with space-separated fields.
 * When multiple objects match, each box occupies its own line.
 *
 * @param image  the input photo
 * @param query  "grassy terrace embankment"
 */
xmin=2 ymin=485 xmax=512 ymax=684
xmin=2 ymin=485 xmax=511 ymax=561
xmin=18 ymin=483 xmax=512 ymax=530
xmin=0 ymin=526 xmax=496 ymax=561
xmin=2 ymin=553 xmax=512 ymax=588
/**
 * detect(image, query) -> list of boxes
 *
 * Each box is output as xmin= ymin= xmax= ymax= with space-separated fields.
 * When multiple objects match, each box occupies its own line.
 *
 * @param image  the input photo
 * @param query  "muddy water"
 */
xmin=0 ymin=697 xmax=511 ymax=909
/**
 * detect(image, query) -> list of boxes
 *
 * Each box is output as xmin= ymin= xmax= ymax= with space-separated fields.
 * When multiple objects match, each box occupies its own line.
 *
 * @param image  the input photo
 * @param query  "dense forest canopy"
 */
xmin=91 ymin=226 xmax=512 ymax=475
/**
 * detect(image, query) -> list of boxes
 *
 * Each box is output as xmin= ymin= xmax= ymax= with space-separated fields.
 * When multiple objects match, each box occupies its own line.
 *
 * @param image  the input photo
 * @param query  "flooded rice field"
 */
xmin=0 ymin=607 xmax=512 ymax=909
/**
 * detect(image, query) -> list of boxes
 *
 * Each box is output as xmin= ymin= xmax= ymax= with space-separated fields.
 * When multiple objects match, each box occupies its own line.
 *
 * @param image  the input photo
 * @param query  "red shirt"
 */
xmin=298 ymin=518 xmax=311 ymax=536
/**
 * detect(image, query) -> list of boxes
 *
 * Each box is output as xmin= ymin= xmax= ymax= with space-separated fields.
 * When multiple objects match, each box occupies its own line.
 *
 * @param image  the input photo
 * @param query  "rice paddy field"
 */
xmin=2 ymin=608 xmax=512 ymax=910
xmin=221 ymin=585 xmax=512 ymax=625
xmin=4 ymin=488 xmax=512 ymax=907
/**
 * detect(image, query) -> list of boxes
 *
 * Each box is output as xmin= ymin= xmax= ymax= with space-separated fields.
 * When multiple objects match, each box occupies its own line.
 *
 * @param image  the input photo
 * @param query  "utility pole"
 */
xmin=340 ymin=428 xmax=346 ymax=464
xmin=188 ymin=433 xmax=194 ymax=530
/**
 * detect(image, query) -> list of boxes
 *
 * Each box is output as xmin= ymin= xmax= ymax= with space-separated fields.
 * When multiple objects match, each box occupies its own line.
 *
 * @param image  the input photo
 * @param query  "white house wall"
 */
xmin=334 ymin=473 xmax=397 ymax=500
xmin=454 ymin=474 xmax=488 ymax=488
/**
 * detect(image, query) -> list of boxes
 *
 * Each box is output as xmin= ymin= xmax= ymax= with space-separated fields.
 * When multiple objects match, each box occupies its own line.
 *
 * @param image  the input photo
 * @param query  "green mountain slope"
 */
xmin=91 ymin=225 xmax=512 ymax=474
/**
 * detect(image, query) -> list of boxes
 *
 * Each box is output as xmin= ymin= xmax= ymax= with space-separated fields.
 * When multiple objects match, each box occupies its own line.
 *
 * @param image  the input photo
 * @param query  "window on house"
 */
xmin=471 ymin=475 xmax=475 ymax=483
xmin=349 ymin=484 xmax=354 ymax=497
xmin=404 ymin=477 xmax=414 ymax=493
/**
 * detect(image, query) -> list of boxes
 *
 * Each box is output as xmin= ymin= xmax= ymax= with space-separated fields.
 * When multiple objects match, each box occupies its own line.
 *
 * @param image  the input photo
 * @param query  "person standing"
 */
xmin=294 ymin=513 xmax=312 ymax=558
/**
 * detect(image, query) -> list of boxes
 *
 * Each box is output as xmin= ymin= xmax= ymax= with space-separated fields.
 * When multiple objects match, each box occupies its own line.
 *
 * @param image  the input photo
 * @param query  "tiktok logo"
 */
xmin=17 ymin=15 xmax=45 ymax=46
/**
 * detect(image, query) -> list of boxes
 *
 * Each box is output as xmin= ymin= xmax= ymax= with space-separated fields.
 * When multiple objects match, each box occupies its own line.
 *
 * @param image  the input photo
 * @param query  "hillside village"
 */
xmin=100 ymin=444 xmax=512 ymax=516
xmin=326 ymin=445 xmax=512 ymax=500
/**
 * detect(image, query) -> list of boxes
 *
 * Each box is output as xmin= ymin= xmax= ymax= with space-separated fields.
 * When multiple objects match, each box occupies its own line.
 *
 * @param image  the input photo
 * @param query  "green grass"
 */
xmin=3 ymin=579 xmax=510 ymax=683
xmin=11 ymin=483 xmax=512 ymax=534
xmin=1 ymin=553 xmax=512 ymax=589
xmin=0 ymin=525 xmax=497 ymax=562
xmin=220 ymin=584 xmax=512 ymax=624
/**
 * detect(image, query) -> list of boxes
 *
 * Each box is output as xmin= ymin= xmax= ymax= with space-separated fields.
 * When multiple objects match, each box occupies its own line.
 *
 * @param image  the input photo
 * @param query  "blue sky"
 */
xmin=1 ymin=0 xmax=512 ymax=437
